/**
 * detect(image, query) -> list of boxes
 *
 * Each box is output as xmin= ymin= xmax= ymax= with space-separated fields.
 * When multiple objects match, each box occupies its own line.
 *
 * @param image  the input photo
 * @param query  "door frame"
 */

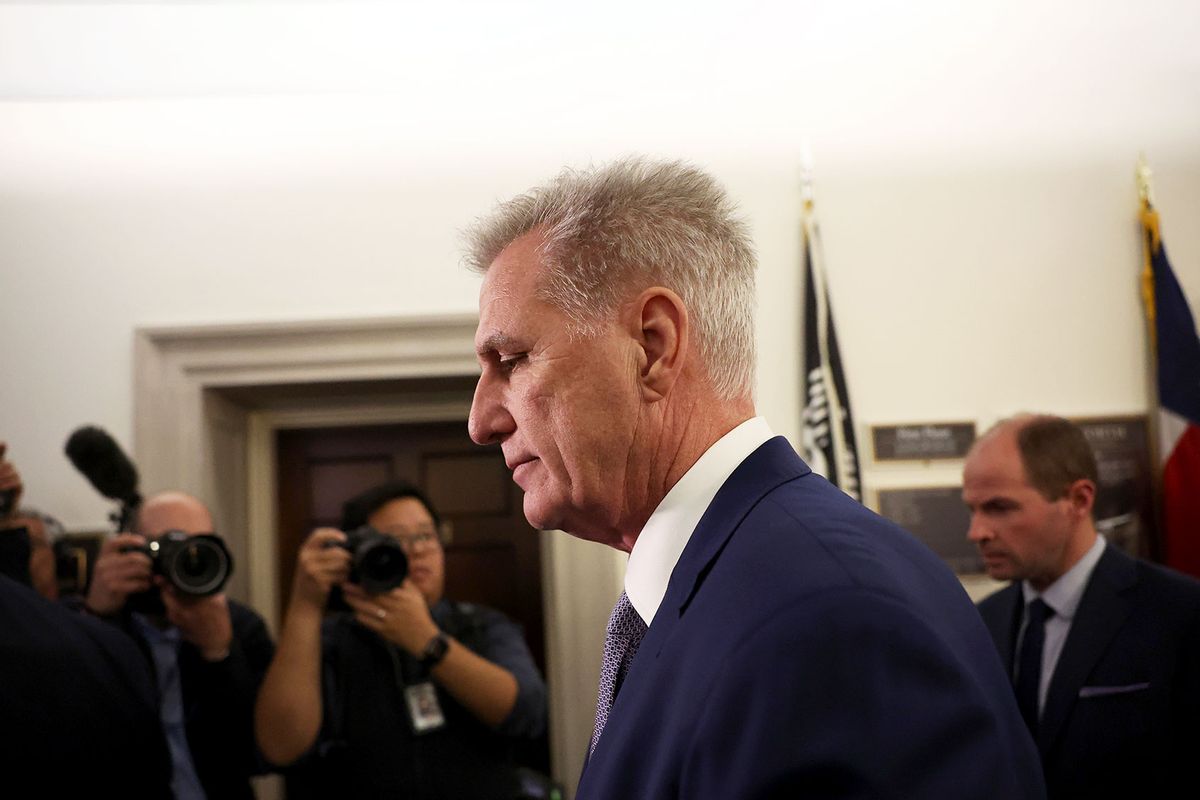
xmin=133 ymin=313 xmax=623 ymax=793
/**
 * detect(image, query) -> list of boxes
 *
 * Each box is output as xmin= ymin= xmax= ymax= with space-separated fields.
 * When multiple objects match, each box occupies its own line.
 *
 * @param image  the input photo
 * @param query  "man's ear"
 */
xmin=630 ymin=287 xmax=688 ymax=402
xmin=1065 ymin=478 xmax=1096 ymax=522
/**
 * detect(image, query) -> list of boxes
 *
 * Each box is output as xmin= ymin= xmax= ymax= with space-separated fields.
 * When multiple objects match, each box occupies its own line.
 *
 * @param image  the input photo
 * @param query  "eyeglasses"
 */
xmin=377 ymin=526 xmax=442 ymax=551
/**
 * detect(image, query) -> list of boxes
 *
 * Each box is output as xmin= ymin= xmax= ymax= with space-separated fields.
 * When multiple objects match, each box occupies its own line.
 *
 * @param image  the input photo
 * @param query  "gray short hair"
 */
xmin=464 ymin=157 xmax=757 ymax=400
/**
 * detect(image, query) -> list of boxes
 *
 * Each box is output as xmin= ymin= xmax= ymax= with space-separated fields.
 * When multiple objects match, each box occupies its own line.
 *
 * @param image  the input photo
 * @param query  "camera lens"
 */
xmin=360 ymin=546 xmax=404 ymax=584
xmin=350 ymin=532 xmax=408 ymax=594
xmin=165 ymin=535 xmax=232 ymax=596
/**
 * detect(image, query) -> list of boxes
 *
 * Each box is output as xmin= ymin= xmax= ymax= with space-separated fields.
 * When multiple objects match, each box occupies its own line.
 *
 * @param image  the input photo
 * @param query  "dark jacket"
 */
xmin=68 ymin=594 xmax=276 ymax=798
xmin=287 ymin=599 xmax=547 ymax=800
xmin=977 ymin=543 xmax=1200 ymax=800
xmin=0 ymin=575 xmax=172 ymax=796
xmin=579 ymin=437 xmax=1044 ymax=800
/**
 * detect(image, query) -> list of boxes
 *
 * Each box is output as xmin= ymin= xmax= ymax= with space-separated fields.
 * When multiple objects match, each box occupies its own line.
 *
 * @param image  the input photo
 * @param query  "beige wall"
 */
xmin=4 ymin=2 xmax=1198 ymax=527
xmin=4 ymin=151 xmax=1196 ymax=527
xmin=2 ymin=0 xmax=1197 ymax=612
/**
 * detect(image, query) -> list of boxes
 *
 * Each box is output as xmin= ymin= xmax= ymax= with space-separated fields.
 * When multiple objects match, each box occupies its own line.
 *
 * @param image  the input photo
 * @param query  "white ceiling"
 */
xmin=1 ymin=1 xmax=1198 ymax=177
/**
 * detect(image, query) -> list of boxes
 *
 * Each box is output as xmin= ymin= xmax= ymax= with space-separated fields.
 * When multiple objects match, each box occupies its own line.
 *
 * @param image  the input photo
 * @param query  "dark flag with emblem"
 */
xmin=799 ymin=188 xmax=861 ymax=501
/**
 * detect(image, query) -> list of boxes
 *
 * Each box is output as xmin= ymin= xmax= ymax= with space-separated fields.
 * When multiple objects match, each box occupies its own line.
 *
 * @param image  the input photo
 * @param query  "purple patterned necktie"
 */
xmin=590 ymin=591 xmax=648 ymax=754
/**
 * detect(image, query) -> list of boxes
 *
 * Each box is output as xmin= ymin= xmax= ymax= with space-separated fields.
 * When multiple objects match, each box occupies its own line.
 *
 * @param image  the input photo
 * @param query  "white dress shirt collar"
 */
xmin=1022 ymin=534 xmax=1107 ymax=620
xmin=624 ymin=417 xmax=774 ymax=626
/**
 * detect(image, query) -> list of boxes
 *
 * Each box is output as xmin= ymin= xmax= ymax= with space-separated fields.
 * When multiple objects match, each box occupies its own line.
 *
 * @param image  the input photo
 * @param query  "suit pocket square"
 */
xmin=1078 ymin=682 xmax=1150 ymax=698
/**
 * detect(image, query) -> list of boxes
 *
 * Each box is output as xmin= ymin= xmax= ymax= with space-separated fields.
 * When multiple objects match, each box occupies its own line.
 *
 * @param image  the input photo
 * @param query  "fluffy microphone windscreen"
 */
xmin=64 ymin=426 xmax=140 ymax=503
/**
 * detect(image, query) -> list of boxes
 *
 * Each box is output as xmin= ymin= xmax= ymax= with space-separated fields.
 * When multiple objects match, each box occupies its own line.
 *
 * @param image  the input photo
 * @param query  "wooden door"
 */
xmin=275 ymin=421 xmax=546 ymax=675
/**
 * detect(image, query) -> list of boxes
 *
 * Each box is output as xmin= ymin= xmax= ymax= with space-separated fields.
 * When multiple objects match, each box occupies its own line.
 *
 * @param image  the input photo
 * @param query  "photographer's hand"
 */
xmin=344 ymin=580 xmax=438 ymax=656
xmin=85 ymin=533 xmax=152 ymax=616
xmin=292 ymin=527 xmax=351 ymax=611
xmin=344 ymin=580 xmax=520 ymax=729
xmin=0 ymin=442 xmax=23 ymax=521
xmin=161 ymin=583 xmax=234 ymax=662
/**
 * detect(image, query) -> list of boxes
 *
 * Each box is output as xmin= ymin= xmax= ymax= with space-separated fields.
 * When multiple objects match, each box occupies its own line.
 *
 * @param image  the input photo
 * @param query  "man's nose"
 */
xmin=468 ymin=373 xmax=514 ymax=446
xmin=966 ymin=513 xmax=990 ymax=543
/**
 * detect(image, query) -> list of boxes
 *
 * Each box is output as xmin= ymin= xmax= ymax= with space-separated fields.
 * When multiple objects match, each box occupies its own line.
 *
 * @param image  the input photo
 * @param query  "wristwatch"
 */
xmin=419 ymin=632 xmax=450 ymax=669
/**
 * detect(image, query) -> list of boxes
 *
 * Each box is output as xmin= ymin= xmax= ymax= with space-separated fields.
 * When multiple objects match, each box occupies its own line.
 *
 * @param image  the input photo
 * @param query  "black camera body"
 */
xmin=337 ymin=525 xmax=408 ymax=595
xmin=123 ymin=530 xmax=233 ymax=597
xmin=0 ymin=487 xmax=17 ymax=517
xmin=0 ymin=525 xmax=32 ymax=587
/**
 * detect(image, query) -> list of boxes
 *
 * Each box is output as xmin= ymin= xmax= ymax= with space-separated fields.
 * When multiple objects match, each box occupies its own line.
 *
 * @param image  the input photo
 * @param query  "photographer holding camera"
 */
xmin=0 ymin=442 xmax=52 ymax=595
xmin=255 ymin=480 xmax=548 ymax=799
xmin=76 ymin=490 xmax=275 ymax=799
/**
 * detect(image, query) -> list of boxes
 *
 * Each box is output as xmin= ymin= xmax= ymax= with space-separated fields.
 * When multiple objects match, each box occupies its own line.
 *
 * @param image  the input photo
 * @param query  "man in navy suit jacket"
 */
xmin=1 ymin=574 xmax=173 ymax=795
xmin=465 ymin=157 xmax=1044 ymax=799
xmin=966 ymin=414 xmax=1200 ymax=799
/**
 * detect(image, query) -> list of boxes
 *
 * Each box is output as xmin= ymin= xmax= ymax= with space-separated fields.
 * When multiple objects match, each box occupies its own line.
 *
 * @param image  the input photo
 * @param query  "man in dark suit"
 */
xmin=464 ymin=158 xmax=1044 ymax=799
xmin=1 ymin=573 xmax=174 ymax=795
xmin=966 ymin=414 xmax=1200 ymax=799
xmin=1 ymin=441 xmax=170 ymax=794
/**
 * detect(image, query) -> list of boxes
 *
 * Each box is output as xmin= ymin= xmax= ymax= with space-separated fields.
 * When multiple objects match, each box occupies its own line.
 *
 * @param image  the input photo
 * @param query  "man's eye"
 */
xmin=498 ymin=354 xmax=526 ymax=371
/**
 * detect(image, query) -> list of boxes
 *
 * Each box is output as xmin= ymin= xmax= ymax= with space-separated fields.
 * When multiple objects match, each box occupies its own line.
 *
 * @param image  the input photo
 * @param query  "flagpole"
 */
xmin=1136 ymin=156 xmax=1167 ymax=560
xmin=801 ymin=152 xmax=852 ymax=495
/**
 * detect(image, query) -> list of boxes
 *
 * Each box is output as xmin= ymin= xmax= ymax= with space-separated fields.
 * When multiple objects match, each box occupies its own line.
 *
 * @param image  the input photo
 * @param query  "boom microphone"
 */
xmin=64 ymin=426 xmax=142 ymax=530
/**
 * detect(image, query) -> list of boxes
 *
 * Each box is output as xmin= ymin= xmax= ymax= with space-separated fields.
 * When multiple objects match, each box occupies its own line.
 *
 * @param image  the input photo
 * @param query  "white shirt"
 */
xmin=624 ymin=417 xmax=774 ymax=626
xmin=1019 ymin=534 xmax=1107 ymax=715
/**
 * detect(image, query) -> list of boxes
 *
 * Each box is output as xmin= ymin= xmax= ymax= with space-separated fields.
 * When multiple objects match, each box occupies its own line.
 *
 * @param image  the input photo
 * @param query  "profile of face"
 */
xmin=467 ymin=233 xmax=643 ymax=548
xmin=961 ymin=429 xmax=1083 ymax=590
xmin=367 ymin=497 xmax=445 ymax=605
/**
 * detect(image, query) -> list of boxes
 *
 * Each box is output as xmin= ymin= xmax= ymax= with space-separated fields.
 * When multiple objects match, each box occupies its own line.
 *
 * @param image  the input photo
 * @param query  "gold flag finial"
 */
xmin=1137 ymin=153 xmax=1160 ymax=353
xmin=1136 ymin=152 xmax=1155 ymax=206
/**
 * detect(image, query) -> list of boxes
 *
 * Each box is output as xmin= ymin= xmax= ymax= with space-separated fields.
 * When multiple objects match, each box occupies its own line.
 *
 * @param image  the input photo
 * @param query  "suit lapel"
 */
xmin=582 ymin=437 xmax=809 ymax=788
xmin=578 ymin=438 xmax=806 ymax=786
xmin=982 ymin=585 xmax=1023 ymax=674
xmin=637 ymin=436 xmax=809 ymax=656
xmin=1037 ymin=545 xmax=1136 ymax=753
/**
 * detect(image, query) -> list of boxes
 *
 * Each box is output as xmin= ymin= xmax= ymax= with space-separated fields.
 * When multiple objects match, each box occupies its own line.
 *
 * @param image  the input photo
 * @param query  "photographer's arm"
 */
xmin=178 ymin=598 xmax=276 ymax=778
xmin=428 ymin=638 xmax=521 ymax=728
xmin=254 ymin=528 xmax=348 ymax=766
xmin=345 ymin=582 xmax=520 ymax=729
xmin=163 ymin=585 xmax=233 ymax=660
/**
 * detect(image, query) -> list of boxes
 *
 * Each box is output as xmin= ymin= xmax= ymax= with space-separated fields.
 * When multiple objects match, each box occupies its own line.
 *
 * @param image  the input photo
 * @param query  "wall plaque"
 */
xmin=871 ymin=422 xmax=977 ymax=462
xmin=876 ymin=486 xmax=981 ymax=573
xmin=1071 ymin=415 xmax=1155 ymax=557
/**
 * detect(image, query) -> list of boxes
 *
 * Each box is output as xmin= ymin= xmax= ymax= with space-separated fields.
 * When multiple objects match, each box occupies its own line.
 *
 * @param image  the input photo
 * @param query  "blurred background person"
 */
xmin=964 ymin=415 xmax=1200 ymax=799
xmin=71 ymin=489 xmax=275 ymax=799
xmin=256 ymin=480 xmax=549 ymax=799
xmin=11 ymin=506 xmax=64 ymax=600
xmin=0 ymin=443 xmax=63 ymax=600
xmin=0 ymin=442 xmax=34 ymax=587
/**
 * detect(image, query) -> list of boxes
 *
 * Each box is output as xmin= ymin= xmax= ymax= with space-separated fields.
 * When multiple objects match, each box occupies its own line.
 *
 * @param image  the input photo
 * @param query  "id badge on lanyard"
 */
xmin=404 ymin=681 xmax=447 ymax=733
